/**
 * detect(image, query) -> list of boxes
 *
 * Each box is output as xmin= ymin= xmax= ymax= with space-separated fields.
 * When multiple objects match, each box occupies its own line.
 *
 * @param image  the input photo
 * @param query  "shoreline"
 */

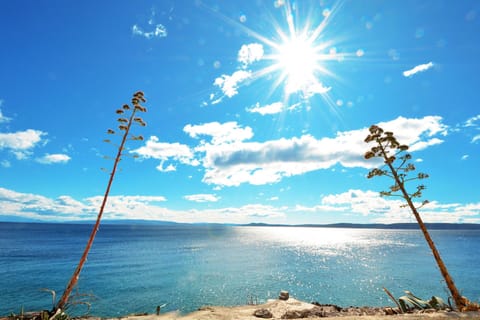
xmin=4 ymin=296 xmax=480 ymax=320
xmin=80 ymin=296 xmax=480 ymax=320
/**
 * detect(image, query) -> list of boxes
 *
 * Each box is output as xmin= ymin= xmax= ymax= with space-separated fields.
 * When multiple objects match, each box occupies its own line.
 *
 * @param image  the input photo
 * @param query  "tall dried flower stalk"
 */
xmin=53 ymin=91 xmax=147 ymax=315
xmin=364 ymin=124 xmax=471 ymax=311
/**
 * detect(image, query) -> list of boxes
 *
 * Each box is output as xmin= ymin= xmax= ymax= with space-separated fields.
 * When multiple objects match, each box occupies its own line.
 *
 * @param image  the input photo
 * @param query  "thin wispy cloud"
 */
xmin=247 ymin=102 xmax=284 ymax=115
xmin=0 ymin=108 xmax=11 ymax=123
xmin=132 ymin=24 xmax=167 ymax=39
xmin=403 ymin=61 xmax=434 ymax=77
xmin=184 ymin=121 xmax=253 ymax=145
xmin=36 ymin=153 xmax=71 ymax=164
xmin=132 ymin=8 xmax=167 ymax=39
xmin=464 ymin=114 xmax=480 ymax=127
xmin=184 ymin=194 xmax=220 ymax=202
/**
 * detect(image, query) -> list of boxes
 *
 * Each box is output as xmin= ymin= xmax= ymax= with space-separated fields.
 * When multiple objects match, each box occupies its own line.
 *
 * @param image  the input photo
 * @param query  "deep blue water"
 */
xmin=1 ymin=223 xmax=479 ymax=317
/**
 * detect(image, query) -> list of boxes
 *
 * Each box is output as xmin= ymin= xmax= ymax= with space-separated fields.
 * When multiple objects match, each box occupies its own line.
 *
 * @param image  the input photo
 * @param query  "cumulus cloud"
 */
xmin=238 ymin=43 xmax=264 ymax=67
xmin=0 ymin=129 xmax=47 ymax=159
xmin=247 ymin=102 xmax=284 ymax=115
xmin=192 ymin=116 xmax=448 ymax=186
xmin=314 ymin=189 xmax=480 ymax=224
xmin=403 ymin=61 xmax=434 ymax=77
xmin=213 ymin=70 xmax=252 ymax=98
xmin=36 ymin=153 xmax=71 ymax=164
xmin=0 ymin=187 xmax=284 ymax=224
xmin=131 ymin=136 xmax=199 ymax=172
xmin=132 ymin=116 xmax=448 ymax=187
xmin=0 ymin=187 xmax=91 ymax=221
xmin=1 ymin=186 xmax=478 ymax=224
xmin=184 ymin=194 xmax=220 ymax=202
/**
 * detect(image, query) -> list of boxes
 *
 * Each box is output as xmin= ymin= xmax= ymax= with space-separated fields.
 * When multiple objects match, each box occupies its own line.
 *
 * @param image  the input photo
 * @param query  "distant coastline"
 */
xmin=1 ymin=219 xmax=480 ymax=230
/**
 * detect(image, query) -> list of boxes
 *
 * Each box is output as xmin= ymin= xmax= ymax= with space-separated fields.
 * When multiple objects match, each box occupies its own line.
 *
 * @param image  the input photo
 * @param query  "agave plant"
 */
xmin=52 ymin=91 xmax=148 ymax=317
xmin=364 ymin=124 xmax=470 ymax=311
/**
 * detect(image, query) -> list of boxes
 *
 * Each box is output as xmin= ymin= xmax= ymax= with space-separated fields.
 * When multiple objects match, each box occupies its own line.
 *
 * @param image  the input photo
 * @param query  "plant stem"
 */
xmin=54 ymin=106 xmax=138 ymax=313
xmin=379 ymin=143 xmax=466 ymax=310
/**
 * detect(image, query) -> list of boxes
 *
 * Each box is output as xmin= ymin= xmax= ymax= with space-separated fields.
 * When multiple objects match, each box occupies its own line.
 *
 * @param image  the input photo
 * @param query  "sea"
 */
xmin=1 ymin=222 xmax=479 ymax=317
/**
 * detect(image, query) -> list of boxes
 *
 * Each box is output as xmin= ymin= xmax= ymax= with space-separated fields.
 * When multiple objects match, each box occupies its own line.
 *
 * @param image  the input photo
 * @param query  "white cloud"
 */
xmin=238 ymin=43 xmax=264 ymax=67
xmin=464 ymin=114 xmax=480 ymax=127
xmin=461 ymin=155 xmax=469 ymax=160
xmin=247 ymin=102 xmax=284 ymax=115
xmin=0 ymin=129 xmax=47 ymax=159
xmin=1 ymin=160 xmax=11 ymax=168
xmin=302 ymin=82 xmax=331 ymax=98
xmin=213 ymin=70 xmax=252 ymax=98
xmin=0 ymin=187 xmax=284 ymax=224
xmin=194 ymin=116 xmax=448 ymax=186
xmin=184 ymin=121 xmax=253 ymax=145
xmin=131 ymin=136 xmax=199 ymax=173
xmin=0 ymin=108 xmax=11 ymax=123
xmin=133 ymin=116 xmax=448 ymax=187
xmin=464 ymin=115 xmax=480 ymax=127
xmin=472 ymin=135 xmax=480 ymax=143
xmin=184 ymin=194 xmax=220 ymax=202
xmin=403 ymin=61 xmax=434 ymax=77
xmin=312 ymin=189 xmax=480 ymax=224
xmin=1 ymin=186 xmax=478 ymax=224
xmin=36 ymin=153 xmax=71 ymax=164
xmin=132 ymin=24 xmax=167 ymax=39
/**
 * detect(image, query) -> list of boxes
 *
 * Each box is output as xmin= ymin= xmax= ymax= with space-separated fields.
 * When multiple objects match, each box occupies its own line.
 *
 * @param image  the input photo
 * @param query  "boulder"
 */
xmin=253 ymin=308 xmax=273 ymax=318
xmin=279 ymin=290 xmax=289 ymax=301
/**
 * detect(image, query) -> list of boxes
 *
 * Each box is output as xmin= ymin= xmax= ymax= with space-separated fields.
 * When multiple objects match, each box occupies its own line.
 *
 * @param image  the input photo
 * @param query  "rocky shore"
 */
xmin=92 ymin=296 xmax=480 ymax=320
xmin=4 ymin=294 xmax=480 ymax=320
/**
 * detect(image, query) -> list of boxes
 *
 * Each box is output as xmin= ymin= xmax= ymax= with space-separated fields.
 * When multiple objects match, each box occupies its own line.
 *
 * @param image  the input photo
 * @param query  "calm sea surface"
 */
xmin=1 ymin=223 xmax=479 ymax=316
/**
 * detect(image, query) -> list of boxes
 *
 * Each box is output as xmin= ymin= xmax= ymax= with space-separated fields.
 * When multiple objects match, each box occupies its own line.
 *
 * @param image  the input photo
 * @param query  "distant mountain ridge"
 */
xmin=1 ymin=219 xmax=479 ymax=229
xmin=244 ymin=222 xmax=480 ymax=230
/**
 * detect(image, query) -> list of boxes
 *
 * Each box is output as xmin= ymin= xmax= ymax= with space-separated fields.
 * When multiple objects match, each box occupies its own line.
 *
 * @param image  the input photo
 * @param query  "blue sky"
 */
xmin=0 ymin=0 xmax=479 ymax=224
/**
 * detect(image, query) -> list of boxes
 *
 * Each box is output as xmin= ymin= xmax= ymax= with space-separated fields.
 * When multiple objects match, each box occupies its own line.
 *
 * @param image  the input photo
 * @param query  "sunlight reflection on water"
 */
xmin=235 ymin=226 xmax=411 ymax=256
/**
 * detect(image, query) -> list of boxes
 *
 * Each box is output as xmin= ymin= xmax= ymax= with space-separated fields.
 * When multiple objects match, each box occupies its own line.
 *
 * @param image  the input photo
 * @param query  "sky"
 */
xmin=0 ymin=0 xmax=479 ymax=225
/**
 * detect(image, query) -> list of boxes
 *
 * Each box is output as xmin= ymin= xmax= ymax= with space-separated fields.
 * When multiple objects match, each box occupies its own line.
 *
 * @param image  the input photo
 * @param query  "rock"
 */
xmin=253 ymin=308 xmax=273 ymax=318
xmin=279 ymin=290 xmax=289 ymax=300
xmin=281 ymin=307 xmax=327 ymax=319
xmin=384 ymin=307 xmax=396 ymax=315
xmin=281 ymin=310 xmax=303 ymax=319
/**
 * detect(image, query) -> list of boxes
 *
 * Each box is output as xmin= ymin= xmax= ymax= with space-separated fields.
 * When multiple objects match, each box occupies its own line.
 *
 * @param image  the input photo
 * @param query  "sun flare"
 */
xmin=250 ymin=1 xmax=342 ymax=101
xmin=275 ymin=35 xmax=326 ymax=94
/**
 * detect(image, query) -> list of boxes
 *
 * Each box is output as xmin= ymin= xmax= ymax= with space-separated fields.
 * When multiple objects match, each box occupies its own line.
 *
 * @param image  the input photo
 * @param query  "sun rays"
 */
xmin=205 ymin=0 xmax=350 ymax=109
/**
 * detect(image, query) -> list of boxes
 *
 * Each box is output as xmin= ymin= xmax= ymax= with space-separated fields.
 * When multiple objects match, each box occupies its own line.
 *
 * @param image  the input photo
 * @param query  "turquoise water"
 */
xmin=1 ymin=223 xmax=479 ymax=316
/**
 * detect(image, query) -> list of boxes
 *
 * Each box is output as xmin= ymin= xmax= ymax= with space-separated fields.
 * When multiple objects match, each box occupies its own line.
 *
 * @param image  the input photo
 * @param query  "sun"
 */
xmin=248 ymin=1 xmax=342 ymax=100
xmin=275 ymin=34 xmax=327 ymax=95
xmin=206 ymin=0 xmax=348 ymax=104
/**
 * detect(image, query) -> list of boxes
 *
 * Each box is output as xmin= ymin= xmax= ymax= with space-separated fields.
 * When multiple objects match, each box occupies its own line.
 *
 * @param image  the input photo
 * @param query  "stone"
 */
xmin=253 ymin=308 xmax=273 ymax=318
xmin=279 ymin=290 xmax=289 ymax=300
